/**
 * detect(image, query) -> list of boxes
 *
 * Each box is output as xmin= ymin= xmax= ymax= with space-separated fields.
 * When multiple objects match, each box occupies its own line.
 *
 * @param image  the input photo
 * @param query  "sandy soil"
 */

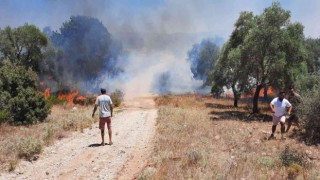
xmin=0 ymin=96 xmax=157 ymax=180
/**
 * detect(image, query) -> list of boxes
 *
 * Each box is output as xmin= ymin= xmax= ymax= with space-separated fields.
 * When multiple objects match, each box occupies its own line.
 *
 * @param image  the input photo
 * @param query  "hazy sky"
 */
xmin=1 ymin=0 xmax=319 ymax=95
xmin=0 ymin=0 xmax=319 ymax=39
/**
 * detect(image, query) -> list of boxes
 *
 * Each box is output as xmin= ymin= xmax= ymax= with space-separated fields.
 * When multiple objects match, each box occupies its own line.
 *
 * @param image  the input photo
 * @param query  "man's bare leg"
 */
xmin=280 ymin=122 xmax=286 ymax=139
xmin=101 ymin=129 xmax=105 ymax=146
xmin=108 ymin=127 xmax=113 ymax=145
xmin=268 ymin=125 xmax=277 ymax=140
xmin=286 ymin=122 xmax=292 ymax=133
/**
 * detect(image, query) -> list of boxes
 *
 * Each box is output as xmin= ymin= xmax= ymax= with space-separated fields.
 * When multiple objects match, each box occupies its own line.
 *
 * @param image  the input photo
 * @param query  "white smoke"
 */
xmin=100 ymin=48 xmax=204 ymax=98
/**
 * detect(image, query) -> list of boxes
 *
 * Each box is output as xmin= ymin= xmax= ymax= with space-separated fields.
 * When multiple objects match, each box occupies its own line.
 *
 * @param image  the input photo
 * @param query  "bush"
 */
xmin=0 ymin=61 xmax=51 ymax=124
xmin=17 ymin=137 xmax=43 ymax=160
xmin=9 ymin=87 xmax=51 ymax=124
xmin=287 ymin=163 xmax=303 ymax=180
xmin=0 ymin=110 xmax=10 ymax=124
xmin=295 ymin=74 xmax=320 ymax=141
xmin=47 ymin=95 xmax=67 ymax=106
xmin=110 ymin=89 xmax=124 ymax=107
xmin=280 ymin=145 xmax=307 ymax=167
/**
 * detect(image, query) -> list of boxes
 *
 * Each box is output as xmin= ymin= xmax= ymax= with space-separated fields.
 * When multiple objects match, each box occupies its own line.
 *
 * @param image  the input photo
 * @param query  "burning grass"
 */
xmin=0 ymin=105 xmax=96 ymax=172
xmin=138 ymin=95 xmax=320 ymax=179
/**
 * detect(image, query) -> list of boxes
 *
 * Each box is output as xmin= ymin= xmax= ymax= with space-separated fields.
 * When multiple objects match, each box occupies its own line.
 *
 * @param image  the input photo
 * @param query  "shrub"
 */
xmin=9 ymin=87 xmax=51 ymax=124
xmin=110 ymin=89 xmax=124 ymax=107
xmin=287 ymin=163 xmax=303 ymax=180
xmin=259 ymin=157 xmax=275 ymax=170
xmin=43 ymin=125 xmax=54 ymax=145
xmin=47 ymin=95 xmax=67 ymax=106
xmin=0 ymin=61 xmax=51 ymax=124
xmin=280 ymin=145 xmax=307 ymax=167
xmin=0 ymin=110 xmax=10 ymax=124
xmin=295 ymin=74 xmax=320 ymax=141
xmin=17 ymin=137 xmax=42 ymax=160
xmin=8 ymin=158 xmax=19 ymax=172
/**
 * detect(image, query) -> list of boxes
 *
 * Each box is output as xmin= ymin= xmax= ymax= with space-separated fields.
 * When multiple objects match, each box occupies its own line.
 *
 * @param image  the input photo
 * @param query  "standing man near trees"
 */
xmin=92 ymin=88 xmax=113 ymax=146
xmin=286 ymin=87 xmax=302 ymax=132
xmin=269 ymin=90 xmax=292 ymax=140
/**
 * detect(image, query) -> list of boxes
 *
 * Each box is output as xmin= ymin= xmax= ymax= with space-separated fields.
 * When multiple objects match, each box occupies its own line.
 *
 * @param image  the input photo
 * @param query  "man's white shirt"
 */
xmin=95 ymin=95 xmax=113 ymax=117
xmin=270 ymin=97 xmax=291 ymax=117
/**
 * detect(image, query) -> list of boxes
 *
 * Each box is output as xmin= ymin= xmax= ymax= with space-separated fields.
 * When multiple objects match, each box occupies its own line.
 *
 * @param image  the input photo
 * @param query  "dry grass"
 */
xmin=140 ymin=95 xmax=320 ymax=179
xmin=0 ymin=104 xmax=96 ymax=172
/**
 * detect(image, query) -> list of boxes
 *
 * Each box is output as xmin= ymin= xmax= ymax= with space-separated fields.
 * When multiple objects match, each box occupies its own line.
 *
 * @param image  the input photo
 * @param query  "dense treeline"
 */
xmin=0 ymin=16 xmax=122 ymax=124
xmin=188 ymin=2 xmax=320 ymax=141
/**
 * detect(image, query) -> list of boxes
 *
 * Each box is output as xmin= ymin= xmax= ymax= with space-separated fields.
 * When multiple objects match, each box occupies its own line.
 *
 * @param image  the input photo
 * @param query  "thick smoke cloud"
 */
xmin=187 ymin=39 xmax=220 ymax=81
xmin=1 ymin=0 xmax=320 ymax=97
xmin=41 ymin=16 xmax=123 ymax=93
xmin=1 ymin=0 xmax=230 ymax=96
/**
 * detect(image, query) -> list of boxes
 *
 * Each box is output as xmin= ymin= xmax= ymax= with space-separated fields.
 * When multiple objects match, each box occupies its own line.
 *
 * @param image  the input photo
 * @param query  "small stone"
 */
xmin=32 ymin=156 xmax=39 ymax=161
xmin=46 ymin=172 xmax=49 ymax=175
xmin=214 ymin=135 xmax=220 ymax=140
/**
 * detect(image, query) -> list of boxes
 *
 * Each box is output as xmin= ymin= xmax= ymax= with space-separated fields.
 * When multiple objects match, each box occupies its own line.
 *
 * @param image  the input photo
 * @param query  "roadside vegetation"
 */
xmin=138 ymin=95 xmax=320 ymax=179
xmin=0 ymin=105 xmax=95 ymax=172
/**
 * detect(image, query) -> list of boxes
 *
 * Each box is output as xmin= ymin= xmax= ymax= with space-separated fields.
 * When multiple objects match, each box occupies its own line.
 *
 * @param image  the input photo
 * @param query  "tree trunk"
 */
xmin=234 ymin=96 xmax=238 ymax=107
xmin=263 ymin=86 xmax=268 ymax=101
xmin=252 ymin=84 xmax=263 ymax=113
xmin=232 ymin=86 xmax=240 ymax=107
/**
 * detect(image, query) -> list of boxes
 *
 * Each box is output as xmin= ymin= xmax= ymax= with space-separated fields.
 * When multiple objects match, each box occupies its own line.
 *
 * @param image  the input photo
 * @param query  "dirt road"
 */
xmin=0 ymin=96 xmax=157 ymax=180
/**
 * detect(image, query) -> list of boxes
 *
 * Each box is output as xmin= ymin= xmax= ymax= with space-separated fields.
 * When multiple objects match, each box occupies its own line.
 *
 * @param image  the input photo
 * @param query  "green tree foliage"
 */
xmin=208 ymin=12 xmax=254 ymax=106
xmin=50 ymin=16 xmax=122 ymax=83
xmin=0 ymin=61 xmax=50 ymax=124
xmin=305 ymin=38 xmax=320 ymax=73
xmin=188 ymin=39 xmax=219 ymax=82
xmin=294 ymin=74 xmax=320 ymax=141
xmin=245 ymin=3 xmax=307 ymax=113
xmin=210 ymin=3 xmax=307 ymax=112
xmin=0 ymin=24 xmax=48 ymax=72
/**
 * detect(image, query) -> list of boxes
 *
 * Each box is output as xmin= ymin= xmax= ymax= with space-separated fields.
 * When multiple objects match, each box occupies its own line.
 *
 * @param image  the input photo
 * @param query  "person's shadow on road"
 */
xmin=88 ymin=143 xmax=112 ymax=147
xmin=88 ymin=143 xmax=103 ymax=147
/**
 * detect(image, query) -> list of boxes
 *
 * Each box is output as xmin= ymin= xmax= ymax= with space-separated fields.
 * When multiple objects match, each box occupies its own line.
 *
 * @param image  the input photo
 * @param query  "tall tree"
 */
xmin=0 ymin=24 xmax=48 ymax=72
xmin=244 ymin=3 xmax=306 ymax=113
xmin=208 ymin=12 xmax=254 ymax=106
xmin=188 ymin=39 xmax=219 ymax=82
xmin=50 ymin=16 xmax=122 ymax=83
xmin=209 ymin=3 xmax=307 ymax=112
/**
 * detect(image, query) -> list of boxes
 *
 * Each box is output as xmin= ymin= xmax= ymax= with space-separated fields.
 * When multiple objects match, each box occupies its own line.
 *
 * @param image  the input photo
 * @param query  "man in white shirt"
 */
xmin=92 ymin=88 xmax=113 ymax=146
xmin=269 ymin=90 xmax=292 ymax=140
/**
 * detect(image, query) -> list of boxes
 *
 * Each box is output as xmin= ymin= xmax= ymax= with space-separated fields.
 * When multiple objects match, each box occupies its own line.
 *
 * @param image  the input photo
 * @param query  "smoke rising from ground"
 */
xmin=1 ymin=0 xmax=231 ymax=96
xmin=34 ymin=1 xmax=226 ymax=96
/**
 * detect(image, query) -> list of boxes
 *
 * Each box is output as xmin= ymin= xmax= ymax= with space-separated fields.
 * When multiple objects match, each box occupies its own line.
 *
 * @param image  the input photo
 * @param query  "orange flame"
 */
xmin=43 ymin=88 xmax=51 ymax=98
xmin=38 ymin=88 xmax=51 ymax=99
xmin=58 ymin=89 xmax=80 ymax=105
xmin=76 ymin=96 xmax=87 ymax=101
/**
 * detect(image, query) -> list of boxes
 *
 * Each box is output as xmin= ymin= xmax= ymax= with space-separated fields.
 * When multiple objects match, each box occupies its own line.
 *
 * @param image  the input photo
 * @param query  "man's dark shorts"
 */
xmin=99 ymin=117 xmax=111 ymax=130
xmin=288 ymin=113 xmax=298 ymax=123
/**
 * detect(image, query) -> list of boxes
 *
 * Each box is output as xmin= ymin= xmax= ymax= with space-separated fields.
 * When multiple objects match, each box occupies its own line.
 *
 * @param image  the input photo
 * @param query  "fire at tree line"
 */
xmin=0 ymin=3 xmax=319 ymax=140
